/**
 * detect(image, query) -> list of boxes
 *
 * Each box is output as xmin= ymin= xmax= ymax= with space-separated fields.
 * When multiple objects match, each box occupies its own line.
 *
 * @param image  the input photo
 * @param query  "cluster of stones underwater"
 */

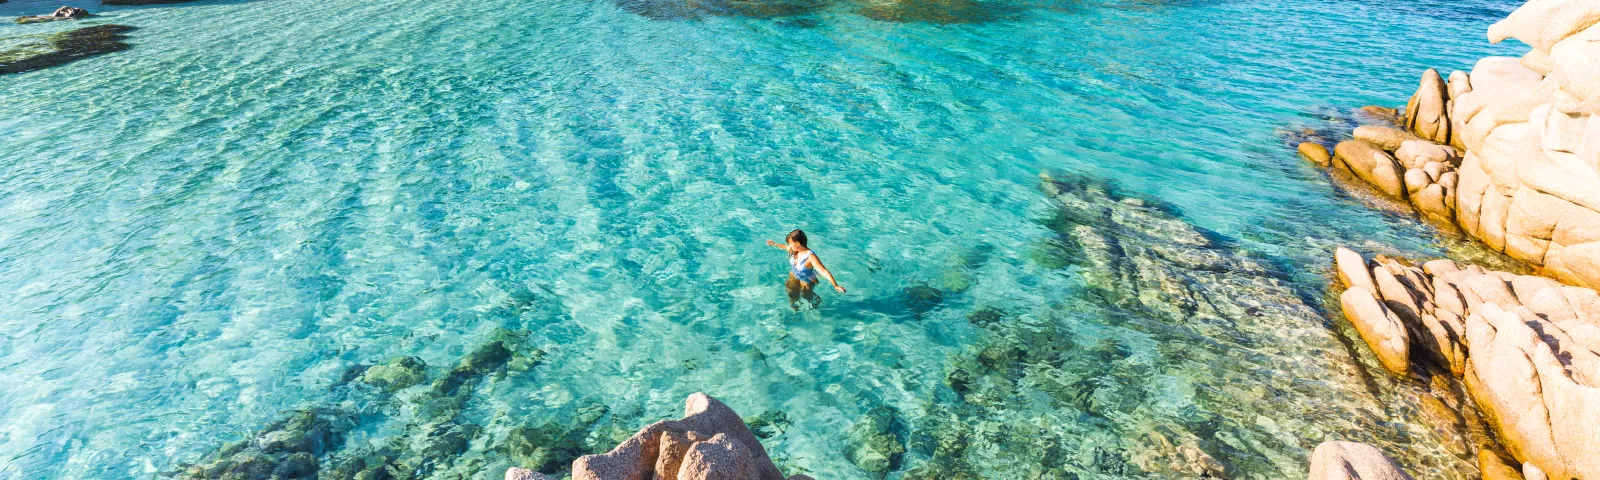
xmin=0 ymin=24 xmax=135 ymax=75
xmin=174 ymin=172 xmax=1487 ymax=479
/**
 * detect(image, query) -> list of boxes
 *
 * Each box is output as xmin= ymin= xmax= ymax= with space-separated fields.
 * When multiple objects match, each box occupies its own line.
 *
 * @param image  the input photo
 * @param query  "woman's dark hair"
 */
xmin=786 ymin=229 xmax=808 ymax=248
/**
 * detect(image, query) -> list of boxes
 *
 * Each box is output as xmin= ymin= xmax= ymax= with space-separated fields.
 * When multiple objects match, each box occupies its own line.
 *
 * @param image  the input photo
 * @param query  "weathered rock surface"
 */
xmin=101 ymin=0 xmax=198 ymax=5
xmin=567 ymin=393 xmax=808 ymax=480
xmin=15 ymin=6 xmax=91 ymax=24
xmin=1300 ymin=142 xmax=1332 ymax=166
xmin=1338 ymin=287 xmax=1411 ymax=375
xmin=1307 ymin=441 xmax=1413 ymax=480
xmin=1315 ymin=0 xmax=1600 ymax=290
xmin=1334 ymin=139 xmax=1408 ymax=198
xmin=507 ymin=467 xmax=557 ymax=480
xmin=1332 ymin=248 xmax=1600 ymax=479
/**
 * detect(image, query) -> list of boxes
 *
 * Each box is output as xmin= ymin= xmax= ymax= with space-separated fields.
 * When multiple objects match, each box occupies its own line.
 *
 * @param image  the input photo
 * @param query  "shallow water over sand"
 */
xmin=0 ymin=0 xmax=1524 ymax=477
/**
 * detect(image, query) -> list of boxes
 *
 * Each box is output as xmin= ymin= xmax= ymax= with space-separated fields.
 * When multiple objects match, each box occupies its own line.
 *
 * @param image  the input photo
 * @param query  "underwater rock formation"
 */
xmin=0 ymin=24 xmax=134 ymax=75
xmin=887 ymin=173 xmax=1455 ymax=477
xmin=179 ymin=329 xmax=548 ymax=480
xmin=611 ymin=0 xmax=827 ymax=20
xmin=1312 ymin=0 xmax=1600 ymax=290
xmin=561 ymin=393 xmax=812 ymax=480
xmin=611 ymin=0 xmax=1012 ymax=24
xmin=1331 ymin=247 xmax=1600 ymax=479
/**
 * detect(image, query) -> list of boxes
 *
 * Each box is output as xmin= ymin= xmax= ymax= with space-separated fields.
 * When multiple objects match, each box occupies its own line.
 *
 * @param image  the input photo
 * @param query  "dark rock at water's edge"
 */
xmin=102 ymin=0 xmax=198 ymax=5
xmin=0 ymin=24 xmax=134 ymax=75
xmin=15 ymin=6 xmax=92 ymax=24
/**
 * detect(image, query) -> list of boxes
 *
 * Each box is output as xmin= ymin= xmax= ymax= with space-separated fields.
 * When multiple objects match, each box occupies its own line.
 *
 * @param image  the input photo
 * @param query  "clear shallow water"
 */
xmin=0 ymin=0 xmax=1525 ymax=477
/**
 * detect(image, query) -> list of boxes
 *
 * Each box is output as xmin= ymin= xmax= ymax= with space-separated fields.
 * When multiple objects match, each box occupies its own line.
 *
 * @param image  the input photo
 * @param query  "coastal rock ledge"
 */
xmin=508 ymin=393 xmax=812 ymax=480
xmin=1309 ymin=0 xmax=1600 ymax=290
xmin=1332 ymin=247 xmax=1600 ymax=480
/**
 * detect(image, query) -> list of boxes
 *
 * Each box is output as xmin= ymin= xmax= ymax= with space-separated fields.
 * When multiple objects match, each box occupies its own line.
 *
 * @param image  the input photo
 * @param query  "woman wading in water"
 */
xmin=766 ymin=229 xmax=845 ymax=309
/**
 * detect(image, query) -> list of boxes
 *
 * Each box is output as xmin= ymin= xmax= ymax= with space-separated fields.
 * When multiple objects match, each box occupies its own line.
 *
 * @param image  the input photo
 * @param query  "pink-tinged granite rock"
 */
xmin=1354 ymin=125 xmax=1421 ymax=152
xmin=1339 ymin=287 xmax=1410 ymax=375
xmin=1478 ymin=449 xmax=1525 ymax=480
xmin=1336 ymin=247 xmax=1375 ymax=291
xmin=506 ymin=467 xmax=556 ymax=480
xmin=1464 ymin=303 xmax=1600 ymax=480
xmin=570 ymin=393 xmax=791 ymax=480
xmin=1404 ymin=69 xmax=1452 ymax=143
xmin=1307 ymin=441 xmax=1413 ymax=480
xmin=677 ymin=434 xmax=755 ymax=480
xmin=1487 ymin=0 xmax=1600 ymax=53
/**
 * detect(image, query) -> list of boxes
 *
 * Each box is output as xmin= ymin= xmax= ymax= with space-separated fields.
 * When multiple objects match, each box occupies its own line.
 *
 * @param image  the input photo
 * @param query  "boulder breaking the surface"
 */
xmin=1331 ymin=248 xmax=1600 ymax=479
xmin=563 ymin=393 xmax=810 ymax=480
xmin=1307 ymin=441 xmax=1413 ymax=480
xmin=15 ymin=6 xmax=91 ymax=24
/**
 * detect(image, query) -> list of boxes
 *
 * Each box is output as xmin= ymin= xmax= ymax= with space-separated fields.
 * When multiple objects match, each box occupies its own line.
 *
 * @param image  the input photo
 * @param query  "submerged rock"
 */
xmin=0 ymin=24 xmax=135 ymax=75
xmin=894 ymin=173 xmax=1430 ymax=477
xmin=185 ymin=330 xmax=548 ymax=480
xmin=611 ymin=0 xmax=826 ymax=20
xmin=180 ymin=409 xmax=354 ymax=479
xmin=855 ymin=0 xmax=1010 ymax=24
xmin=359 ymin=356 xmax=428 ymax=392
xmin=846 ymin=405 xmax=905 ymax=478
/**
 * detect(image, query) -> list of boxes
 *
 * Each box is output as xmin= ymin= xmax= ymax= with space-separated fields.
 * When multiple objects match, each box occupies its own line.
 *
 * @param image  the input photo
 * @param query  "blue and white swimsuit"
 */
xmin=791 ymin=250 xmax=819 ymax=283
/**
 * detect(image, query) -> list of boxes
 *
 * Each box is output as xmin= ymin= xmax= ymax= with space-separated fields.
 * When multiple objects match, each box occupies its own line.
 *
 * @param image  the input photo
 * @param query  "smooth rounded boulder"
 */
xmin=1299 ymin=142 xmax=1332 ymax=166
xmin=1339 ymin=287 xmax=1410 ymax=375
xmin=1307 ymin=441 xmax=1413 ymax=480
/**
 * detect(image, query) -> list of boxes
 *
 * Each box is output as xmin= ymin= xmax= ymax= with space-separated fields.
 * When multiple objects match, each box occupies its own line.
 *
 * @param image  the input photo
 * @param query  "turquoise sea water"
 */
xmin=0 ymin=0 xmax=1526 ymax=478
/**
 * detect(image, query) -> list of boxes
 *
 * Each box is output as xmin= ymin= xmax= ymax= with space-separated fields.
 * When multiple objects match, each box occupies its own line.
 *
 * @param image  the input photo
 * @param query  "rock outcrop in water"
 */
xmin=0 ymin=24 xmax=135 ymax=75
xmin=100 ymin=0 xmax=198 ymax=5
xmin=179 ymin=328 xmax=551 ymax=479
xmin=1307 ymin=441 xmax=1413 ymax=480
xmin=1309 ymin=0 xmax=1600 ymax=291
xmin=885 ymin=173 xmax=1458 ymax=477
xmin=15 ymin=7 xmax=92 ymax=24
xmin=546 ymin=393 xmax=811 ymax=480
xmin=1331 ymin=247 xmax=1600 ymax=479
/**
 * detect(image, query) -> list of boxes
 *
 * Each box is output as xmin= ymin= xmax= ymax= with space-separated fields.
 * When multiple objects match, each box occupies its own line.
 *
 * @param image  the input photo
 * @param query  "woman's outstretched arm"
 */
xmin=808 ymin=254 xmax=846 ymax=293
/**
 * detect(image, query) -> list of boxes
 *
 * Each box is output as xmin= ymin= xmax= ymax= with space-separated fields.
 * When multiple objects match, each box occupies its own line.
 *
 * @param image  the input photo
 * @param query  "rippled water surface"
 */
xmin=0 ymin=0 xmax=1526 ymax=477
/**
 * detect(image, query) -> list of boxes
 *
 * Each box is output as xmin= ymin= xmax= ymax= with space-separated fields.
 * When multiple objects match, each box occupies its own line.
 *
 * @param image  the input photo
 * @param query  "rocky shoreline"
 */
xmin=1298 ymin=0 xmax=1600 ymax=291
xmin=1299 ymin=1 xmax=1600 ymax=479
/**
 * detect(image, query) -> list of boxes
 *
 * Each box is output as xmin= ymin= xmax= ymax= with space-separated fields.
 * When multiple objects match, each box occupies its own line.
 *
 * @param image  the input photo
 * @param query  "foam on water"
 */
xmin=0 ymin=0 xmax=1524 ymax=477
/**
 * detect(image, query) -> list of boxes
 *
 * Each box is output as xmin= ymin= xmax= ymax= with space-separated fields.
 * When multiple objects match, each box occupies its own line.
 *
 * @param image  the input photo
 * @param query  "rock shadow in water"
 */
xmin=0 ymin=24 xmax=135 ymax=75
